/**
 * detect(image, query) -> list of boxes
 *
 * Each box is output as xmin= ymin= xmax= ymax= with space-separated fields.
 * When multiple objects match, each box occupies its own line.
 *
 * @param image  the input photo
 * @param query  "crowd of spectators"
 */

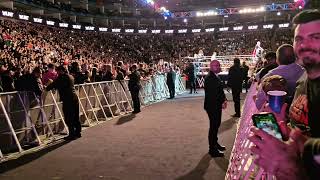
xmin=0 ymin=17 xmax=293 ymax=93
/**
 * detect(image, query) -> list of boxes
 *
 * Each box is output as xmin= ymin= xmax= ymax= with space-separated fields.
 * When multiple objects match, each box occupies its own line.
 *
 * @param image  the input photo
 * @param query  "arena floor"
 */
xmin=0 ymin=91 xmax=244 ymax=180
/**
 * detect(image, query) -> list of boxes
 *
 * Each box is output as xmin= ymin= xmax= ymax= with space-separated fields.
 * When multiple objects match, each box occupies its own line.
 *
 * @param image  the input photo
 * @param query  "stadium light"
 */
xmin=192 ymin=29 xmax=201 ymax=33
xmin=112 ymin=28 xmax=121 ymax=33
xmin=160 ymin=7 xmax=167 ymax=11
xmin=239 ymin=6 xmax=265 ymax=14
xmin=138 ymin=29 xmax=148 ymax=34
xmin=85 ymin=26 xmax=94 ymax=31
xmin=178 ymin=29 xmax=188 ymax=33
xmin=233 ymin=26 xmax=243 ymax=31
xmin=2 ymin=11 xmax=13 ymax=17
xmin=219 ymin=27 xmax=229 ymax=32
xmin=248 ymin=25 xmax=258 ymax=30
xmin=263 ymin=24 xmax=274 ymax=29
xmin=18 ymin=14 xmax=29 ymax=20
xmin=46 ymin=21 xmax=55 ymax=26
xmin=125 ymin=29 xmax=134 ymax=33
xmin=279 ymin=23 xmax=289 ymax=28
xmin=165 ymin=30 xmax=174 ymax=34
xmin=196 ymin=11 xmax=218 ymax=17
xmin=99 ymin=27 xmax=108 ymax=32
xmin=59 ymin=23 xmax=68 ymax=28
xmin=147 ymin=0 xmax=154 ymax=5
xmin=151 ymin=30 xmax=161 ymax=34
xmin=33 ymin=18 xmax=43 ymax=23
xmin=72 ymin=25 xmax=81 ymax=29
xmin=205 ymin=28 xmax=215 ymax=32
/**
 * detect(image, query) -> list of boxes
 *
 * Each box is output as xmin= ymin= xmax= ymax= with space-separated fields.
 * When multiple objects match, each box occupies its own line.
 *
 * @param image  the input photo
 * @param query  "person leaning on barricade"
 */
xmin=46 ymin=65 xmax=81 ymax=141
xmin=249 ymin=10 xmax=320 ymax=179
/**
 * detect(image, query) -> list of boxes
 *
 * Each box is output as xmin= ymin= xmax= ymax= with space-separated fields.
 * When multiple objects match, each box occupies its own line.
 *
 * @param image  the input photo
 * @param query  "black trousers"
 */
xmin=167 ymin=83 xmax=175 ymax=98
xmin=189 ymin=79 xmax=197 ymax=93
xmin=232 ymin=88 xmax=241 ymax=115
xmin=63 ymin=100 xmax=81 ymax=136
xmin=243 ymin=77 xmax=249 ymax=92
xmin=130 ymin=90 xmax=140 ymax=112
xmin=206 ymin=109 xmax=222 ymax=151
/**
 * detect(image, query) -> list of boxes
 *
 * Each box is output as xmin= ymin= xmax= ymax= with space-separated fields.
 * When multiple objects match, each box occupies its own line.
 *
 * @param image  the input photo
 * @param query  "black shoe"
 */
xmin=63 ymin=135 xmax=77 ymax=141
xmin=232 ymin=114 xmax=241 ymax=118
xmin=75 ymin=133 xmax=82 ymax=138
xmin=209 ymin=150 xmax=224 ymax=158
xmin=217 ymin=144 xmax=226 ymax=151
xmin=132 ymin=110 xmax=141 ymax=114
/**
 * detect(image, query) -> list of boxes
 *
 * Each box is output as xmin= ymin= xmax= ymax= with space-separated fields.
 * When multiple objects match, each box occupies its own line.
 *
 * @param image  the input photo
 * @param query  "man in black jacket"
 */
xmin=166 ymin=67 xmax=176 ymax=99
xmin=128 ymin=64 xmax=141 ymax=114
xmin=204 ymin=60 xmax=228 ymax=157
xmin=46 ymin=66 xmax=81 ymax=140
xmin=228 ymin=58 xmax=243 ymax=117
xmin=242 ymin=61 xmax=250 ymax=92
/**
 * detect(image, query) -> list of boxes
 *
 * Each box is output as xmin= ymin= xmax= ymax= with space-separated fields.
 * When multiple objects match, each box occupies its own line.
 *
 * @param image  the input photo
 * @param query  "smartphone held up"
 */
xmin=252 ymin=112 xmax=283 ymax=140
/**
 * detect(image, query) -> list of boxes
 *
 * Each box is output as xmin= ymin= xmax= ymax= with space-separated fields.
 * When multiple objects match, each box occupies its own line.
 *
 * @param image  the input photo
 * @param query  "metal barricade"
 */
xmin=0 ymin=76 xmax=185 ymax=161
xmin=225 ymin=83 xmax=274 ymax=180
xmin=0 ymin=91 xmax=67 ymax=161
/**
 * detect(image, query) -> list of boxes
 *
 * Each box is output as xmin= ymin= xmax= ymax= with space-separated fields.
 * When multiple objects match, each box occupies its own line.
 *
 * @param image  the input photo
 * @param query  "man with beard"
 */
xmin=249 ymin=10 xmax=320 ymax=179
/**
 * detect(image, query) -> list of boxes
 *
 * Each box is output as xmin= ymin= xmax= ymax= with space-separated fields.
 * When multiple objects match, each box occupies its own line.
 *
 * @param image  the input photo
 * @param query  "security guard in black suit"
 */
xmin=204 ymin=60 xmax=227 ymax=157
xmin=228 ymin=58 xmax=243 ymax=117
xmin=166 ymin=67 xmax=176 ymax=99
xmin=46 ymin=65 xmax=81 ymax=140
xmin=128 ymin=64 xmax=141 ymax=114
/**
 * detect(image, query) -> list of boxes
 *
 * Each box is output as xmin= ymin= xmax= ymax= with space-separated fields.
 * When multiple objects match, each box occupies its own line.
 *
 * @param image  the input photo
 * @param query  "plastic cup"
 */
xmin=267 ymin=91 xmax=287 ymax=113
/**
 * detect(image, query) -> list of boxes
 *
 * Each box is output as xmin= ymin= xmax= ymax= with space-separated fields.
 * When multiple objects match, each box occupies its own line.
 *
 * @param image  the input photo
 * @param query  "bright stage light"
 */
xmin=263 ymin=24 xmax=274 ymax=29
xmin=85 ymin=26 xmax=95 ymax=31
xmin=160 ymin=7 xmax=166 ymax=11
xmin=46 ymin=21 xmax=55 ymax=26
xmin=152 ymin=30 xmax=161 ymax=34
xmin=183 ymin=18 xmax=187 ymax=23
xmin=205 ymin=28 xmax=215 ymax=32
xmin=239 ymin=6 xmax=265 ymax=14
xmin=59 ymin=23 xmax=68 ymax=28
xmin=112 ymin=29 xmax=121 ymax=33
xmin=277 ymin=12 xmax=281 ymax=16
xmin=196 ymin=10 xmax=217 ymax=17
xmin=233 ymin=26 xmax=243 ymax=31
xmin=165 ymin=30 xmax=174 ymax=34
xmin=192 ymin=29 xmax=201 ymax=33
xmin=178 ymin=29 xmax=187 ymax=33
xmin=219 ymin=27 xmax=229 ymax=32
xmin=2 ymin=11 xmax=13 ymax=17
xmin=138 ymin=30 xmax=147 ymax=34
xmin=19 ymin=14 xmax=29 ymax=20
xmin=99 ymin=27 xmax=108 ymax=32
xmin=125 ymin=29 xmax=134 ymax=33
xmin=33 ymin=18 xmax=43 ymax=23
xmin=248 ymin=25 xmax=258 ymax=30
xmin=72 ymin=25 xmax=81 ymax=29
xmin=147 ymin=0 xmax=154 ymax=5
xmin=279 ymin=23 xmax=289 ymax=28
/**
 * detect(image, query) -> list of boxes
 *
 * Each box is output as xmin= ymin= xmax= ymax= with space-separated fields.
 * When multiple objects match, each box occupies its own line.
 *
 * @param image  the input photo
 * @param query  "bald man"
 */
xmin=204 ymin=60 xmax=228 ymax=157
